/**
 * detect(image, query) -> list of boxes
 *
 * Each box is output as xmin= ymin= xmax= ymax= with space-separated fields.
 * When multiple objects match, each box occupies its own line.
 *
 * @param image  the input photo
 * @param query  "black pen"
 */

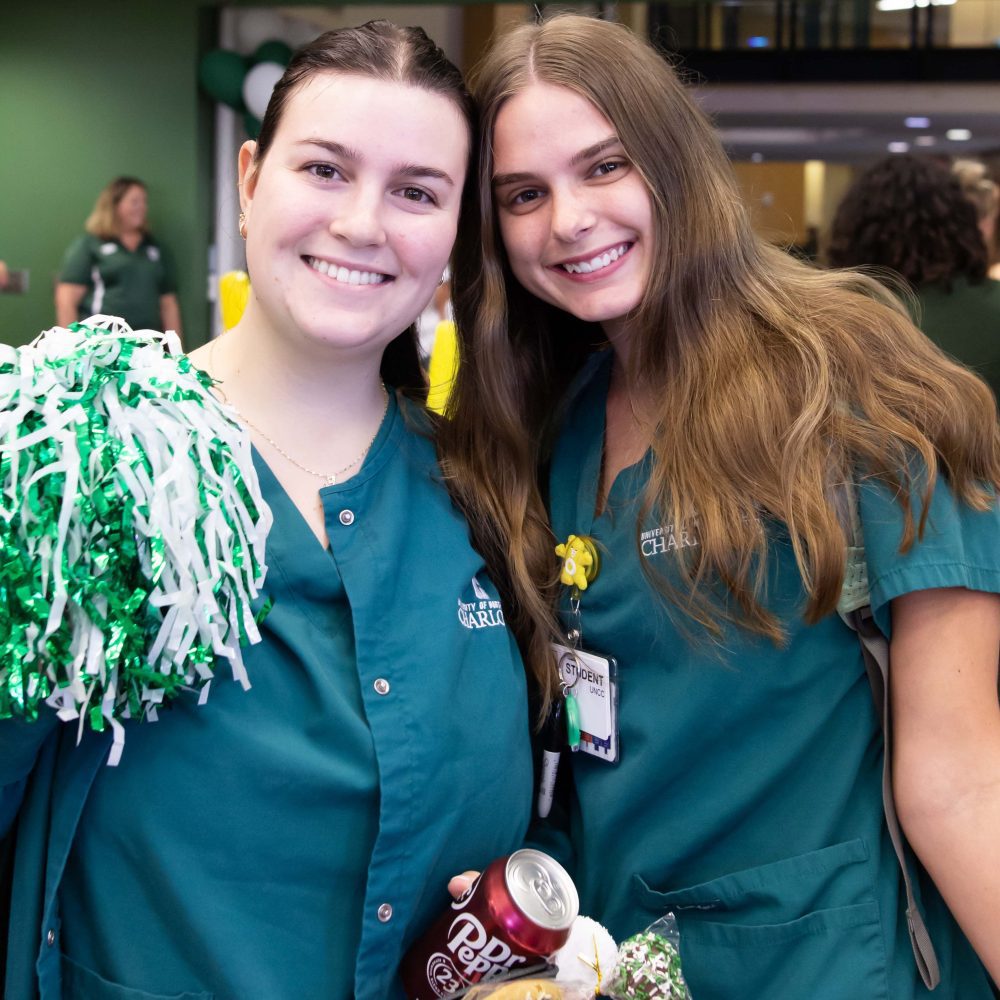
xmin=537 ymin=699 xmax=564 ymax=819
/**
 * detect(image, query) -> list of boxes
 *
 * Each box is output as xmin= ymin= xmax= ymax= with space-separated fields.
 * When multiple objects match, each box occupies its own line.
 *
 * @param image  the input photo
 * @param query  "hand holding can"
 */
xmin=401 ymin=849 xmax=579 ymax=999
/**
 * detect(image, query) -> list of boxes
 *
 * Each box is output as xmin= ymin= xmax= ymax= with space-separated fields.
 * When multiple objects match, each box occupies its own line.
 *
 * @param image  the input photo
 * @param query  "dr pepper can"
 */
xmin=400 ymin=849 xmax=579 ymax=999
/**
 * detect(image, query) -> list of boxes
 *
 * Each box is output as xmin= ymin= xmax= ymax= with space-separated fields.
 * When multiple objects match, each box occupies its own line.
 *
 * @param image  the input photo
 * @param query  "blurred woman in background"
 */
xmin=55 ymin=176 xmax=183 ymax=338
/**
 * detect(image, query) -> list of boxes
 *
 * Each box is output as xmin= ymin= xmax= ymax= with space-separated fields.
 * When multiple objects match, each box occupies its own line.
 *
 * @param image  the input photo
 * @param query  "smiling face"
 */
xmin=115 ymin=184 xmax=148 ymax=234
xmin=239 ymin=71 xmax=468 ymax=358
xmin=492 ymin=82 xmax=654 ymax=341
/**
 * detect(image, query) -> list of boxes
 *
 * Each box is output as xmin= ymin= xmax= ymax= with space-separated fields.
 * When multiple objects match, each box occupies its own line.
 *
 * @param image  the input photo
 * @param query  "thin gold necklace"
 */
xmin=209 ymin=335 xmax=389 ymax=486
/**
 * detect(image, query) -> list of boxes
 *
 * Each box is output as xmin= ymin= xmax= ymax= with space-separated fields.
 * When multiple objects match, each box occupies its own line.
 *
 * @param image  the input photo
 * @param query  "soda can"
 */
xmin=400 ymin=849 xmax=579 ymax=999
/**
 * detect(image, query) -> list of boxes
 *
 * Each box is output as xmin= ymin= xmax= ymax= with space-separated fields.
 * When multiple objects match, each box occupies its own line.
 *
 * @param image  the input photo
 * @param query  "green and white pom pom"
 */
xmin=0 ymin=316 xmax=272 ymax=764
xmin=608 ymin=930 xmax=691 ymax=1000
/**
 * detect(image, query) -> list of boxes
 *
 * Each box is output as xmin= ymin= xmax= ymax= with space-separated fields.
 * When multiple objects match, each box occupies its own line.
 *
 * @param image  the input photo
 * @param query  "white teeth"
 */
xmin=306 ymin=256 xmax=386 ymax=285
xmin=561 ymin=243 xmax=630 ymax=275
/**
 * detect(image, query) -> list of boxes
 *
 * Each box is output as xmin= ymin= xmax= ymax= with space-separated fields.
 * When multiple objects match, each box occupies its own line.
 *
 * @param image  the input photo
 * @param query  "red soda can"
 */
xmin=400 ymin=848 xmax=579 ymax=999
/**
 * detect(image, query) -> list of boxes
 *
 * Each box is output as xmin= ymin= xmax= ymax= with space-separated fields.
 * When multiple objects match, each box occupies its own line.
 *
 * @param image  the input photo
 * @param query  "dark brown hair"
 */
xmin=828 ymin=154 xmax=987 ymax=290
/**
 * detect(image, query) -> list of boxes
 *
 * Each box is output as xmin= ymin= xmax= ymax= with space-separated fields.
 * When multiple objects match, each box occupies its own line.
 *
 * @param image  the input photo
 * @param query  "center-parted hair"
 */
xmin=438 ymin=14 xmax=1000 ymax=697
xmin=251 ymin=20 xmax=476 ymax=395
xmin=255 ymin=21 xmax=474 ymax=165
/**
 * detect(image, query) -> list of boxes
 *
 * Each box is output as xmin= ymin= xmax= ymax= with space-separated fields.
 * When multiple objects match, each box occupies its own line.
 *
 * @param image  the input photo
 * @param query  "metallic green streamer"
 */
xmin=0 ymin=318 xmax=271 ymax=747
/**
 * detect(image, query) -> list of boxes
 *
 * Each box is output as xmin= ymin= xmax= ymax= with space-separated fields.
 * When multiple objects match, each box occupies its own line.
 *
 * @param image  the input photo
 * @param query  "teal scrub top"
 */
xmin=546 ymin=351 xmax=998 ymax=1000
xmin=0 ymin=394 xmax=533 ymax=1000
xmin=59 ymin=233 xmax=176 ymax=331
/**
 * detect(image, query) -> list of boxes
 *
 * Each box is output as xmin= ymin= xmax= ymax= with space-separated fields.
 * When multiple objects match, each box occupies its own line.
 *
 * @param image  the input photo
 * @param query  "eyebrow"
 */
xmin=297 ymin=139 xmax=455 ymax=186
xmin=492 ymin=135 xmax=622 ymax=188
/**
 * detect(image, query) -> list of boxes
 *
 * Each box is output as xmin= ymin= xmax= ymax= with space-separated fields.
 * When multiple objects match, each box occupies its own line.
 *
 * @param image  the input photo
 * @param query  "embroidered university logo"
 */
xmin=457 ymin=574 xmax=506 ymax=630
xmin=640 ymin=516 xmax=699 ymax=558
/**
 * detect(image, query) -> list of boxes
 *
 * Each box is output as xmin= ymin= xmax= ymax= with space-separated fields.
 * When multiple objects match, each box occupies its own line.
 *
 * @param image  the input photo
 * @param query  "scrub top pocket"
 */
xmin=632 ymin=839 xmax=890 ymax=1000
xmin=61 ymin=954 xmax=214 ymax=1000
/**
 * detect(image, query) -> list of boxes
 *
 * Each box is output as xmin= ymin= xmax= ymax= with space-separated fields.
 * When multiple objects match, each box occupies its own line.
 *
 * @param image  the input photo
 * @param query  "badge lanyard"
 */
xmin=538 ymin=534 xmax=619 ymax=819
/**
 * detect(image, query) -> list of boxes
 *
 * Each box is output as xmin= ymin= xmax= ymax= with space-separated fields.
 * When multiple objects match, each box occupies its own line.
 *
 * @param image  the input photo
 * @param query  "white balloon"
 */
xmin=242 ymin=61 xmax=285 ymax=121
xmin=236 ymin=10 xmax=289 ymax=54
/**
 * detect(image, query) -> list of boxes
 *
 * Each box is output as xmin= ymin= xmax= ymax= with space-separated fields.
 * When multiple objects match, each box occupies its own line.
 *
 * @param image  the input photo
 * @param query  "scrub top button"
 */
xmin=339 ymin=509 xmax=355 ymax=526
xmin=377 ymin=903 xmax=393 ymax=922
xmin=374 ymin=678 xmax=390 ymax=695
xmin=46 ymin=929 xmax=56 ymax=947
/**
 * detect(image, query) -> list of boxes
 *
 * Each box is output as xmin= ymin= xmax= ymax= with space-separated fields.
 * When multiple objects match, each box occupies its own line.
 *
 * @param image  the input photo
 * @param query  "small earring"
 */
xmin=238 ymin=211 xmax=248 ymax=240
xmin=437 ymin=271 xmax=447 ymax=287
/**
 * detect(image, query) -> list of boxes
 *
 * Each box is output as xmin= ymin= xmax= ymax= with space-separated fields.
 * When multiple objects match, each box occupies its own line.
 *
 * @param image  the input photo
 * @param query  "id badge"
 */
xmin=553 ymin=643 xmax=620 ymax=764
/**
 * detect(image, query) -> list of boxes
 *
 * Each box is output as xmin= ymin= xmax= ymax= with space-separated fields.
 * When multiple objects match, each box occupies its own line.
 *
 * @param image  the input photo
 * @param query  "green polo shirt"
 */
xmin=60 ymin=233 xmax=176 ymax=331
xmin=1 ymin=394 xmax=533 ymax=999
xmin=546 ymin=350 xmax=998 ymax=999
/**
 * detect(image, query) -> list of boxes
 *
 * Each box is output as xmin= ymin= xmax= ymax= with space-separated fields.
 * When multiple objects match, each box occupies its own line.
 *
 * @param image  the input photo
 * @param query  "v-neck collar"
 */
xmin=559 ymin=351 xmax=651 ymax=533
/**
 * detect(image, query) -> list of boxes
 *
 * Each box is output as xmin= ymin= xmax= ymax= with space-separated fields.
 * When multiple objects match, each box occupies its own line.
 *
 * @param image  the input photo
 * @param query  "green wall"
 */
xmin=0 ymin=1 xmax=215 ymax=347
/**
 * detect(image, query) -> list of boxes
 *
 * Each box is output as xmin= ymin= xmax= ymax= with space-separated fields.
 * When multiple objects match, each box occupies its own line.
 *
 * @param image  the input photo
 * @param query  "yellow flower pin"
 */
xmin=555 ymin=534 xmax=600 ymax=590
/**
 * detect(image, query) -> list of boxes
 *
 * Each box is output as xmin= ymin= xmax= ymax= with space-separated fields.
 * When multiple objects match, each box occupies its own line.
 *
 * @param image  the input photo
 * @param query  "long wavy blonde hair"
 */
xmin=437 ymin=14 xmax=1000 ymax=702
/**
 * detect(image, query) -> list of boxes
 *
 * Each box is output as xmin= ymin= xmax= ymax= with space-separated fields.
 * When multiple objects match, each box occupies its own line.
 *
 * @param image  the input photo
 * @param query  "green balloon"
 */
xmin=253 ymin=40 xmax=293 ymax=67
xmin=243 ymin=111 xmax=262 ymax=140
xmin=198 ymin=49 xmax=247 ymax=110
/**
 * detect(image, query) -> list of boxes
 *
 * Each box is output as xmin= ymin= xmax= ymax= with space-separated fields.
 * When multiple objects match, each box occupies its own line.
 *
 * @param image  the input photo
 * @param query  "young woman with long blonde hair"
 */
xmin=439 ymin=14 xmax=1000 ymax=997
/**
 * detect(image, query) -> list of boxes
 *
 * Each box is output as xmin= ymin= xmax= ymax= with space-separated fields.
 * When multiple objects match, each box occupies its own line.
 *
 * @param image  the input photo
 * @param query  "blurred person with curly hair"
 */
xmin=829 ymin=153 xmax=1000 ymax=398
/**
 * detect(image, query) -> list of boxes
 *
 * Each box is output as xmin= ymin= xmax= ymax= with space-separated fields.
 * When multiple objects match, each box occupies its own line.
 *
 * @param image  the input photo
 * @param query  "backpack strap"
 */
xmin=835 ymin=479 xmax=942 ymax=990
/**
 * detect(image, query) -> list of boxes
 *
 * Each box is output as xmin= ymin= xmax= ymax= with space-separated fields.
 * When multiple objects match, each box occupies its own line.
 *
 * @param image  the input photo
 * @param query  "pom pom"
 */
xmin=553 ymin=915 xmax=619 ymax=994
xmin=0 ymin=316 xmax=272 ymax=763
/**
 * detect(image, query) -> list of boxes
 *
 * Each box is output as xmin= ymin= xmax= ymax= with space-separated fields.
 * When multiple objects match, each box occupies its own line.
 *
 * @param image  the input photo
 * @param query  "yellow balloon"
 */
xmin=219 ymin=270 xmax=250 ymax=331
xmin=426 ymin=319 xmax=458 ymax=414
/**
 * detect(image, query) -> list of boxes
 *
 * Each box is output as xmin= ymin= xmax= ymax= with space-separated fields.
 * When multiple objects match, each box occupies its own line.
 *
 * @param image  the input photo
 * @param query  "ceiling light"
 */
xmin=904 ymin=117 xmax=931 ymax=129
xmin=946 ymin=129 xmax=972 ymax=141
xmin=888 ymin=141 xmax=910 ymax=153
xmin=751 ymin=152 xmax=764 ymax=163
xmin=876 ymin=0 xmax=955 ymax=10
xmin=914 ymin=135 xmax=936 ymax=147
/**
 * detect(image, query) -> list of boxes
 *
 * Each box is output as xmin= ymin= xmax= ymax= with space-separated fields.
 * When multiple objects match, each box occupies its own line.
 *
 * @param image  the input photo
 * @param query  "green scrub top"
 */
xmin=916 ymin=276 xmax=1000 ymax=401
xmin=546 ymin=351 xmax=998 ymax=999
xmin=0 ymin=394 xmax=533 ymax=1000
xmin=59 ymin=233 xmax=176 ymax=331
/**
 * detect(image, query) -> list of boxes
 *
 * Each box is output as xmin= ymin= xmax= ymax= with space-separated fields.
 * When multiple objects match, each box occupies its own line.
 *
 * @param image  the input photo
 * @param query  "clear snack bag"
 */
xmin=605 ymin=913 xmax=692 ymax=1000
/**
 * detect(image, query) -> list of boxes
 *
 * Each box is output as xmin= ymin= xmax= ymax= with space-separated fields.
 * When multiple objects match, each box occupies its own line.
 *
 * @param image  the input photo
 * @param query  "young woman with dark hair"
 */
xmin=2 ymin=22 xmax=531 ymax=1000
